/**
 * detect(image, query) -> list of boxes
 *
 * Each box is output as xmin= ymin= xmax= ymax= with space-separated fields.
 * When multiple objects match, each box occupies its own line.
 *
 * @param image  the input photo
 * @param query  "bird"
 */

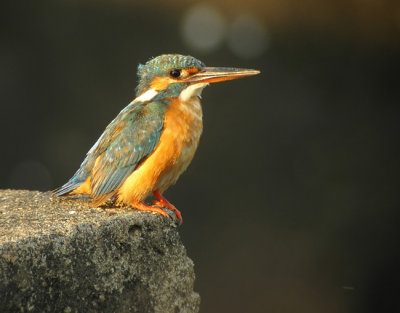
xmin=54 ymin=54 xmax=260 ymax=221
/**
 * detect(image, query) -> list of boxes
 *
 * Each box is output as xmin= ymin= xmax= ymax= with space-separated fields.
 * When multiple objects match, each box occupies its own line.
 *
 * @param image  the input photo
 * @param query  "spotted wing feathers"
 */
xmin=54 ymin=100 xmax=164 ymax=203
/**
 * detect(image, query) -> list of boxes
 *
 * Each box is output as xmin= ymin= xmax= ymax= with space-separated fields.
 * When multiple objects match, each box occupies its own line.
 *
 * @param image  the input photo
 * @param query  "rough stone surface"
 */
xmin=0 ymin=189 xmax=200 ymax=313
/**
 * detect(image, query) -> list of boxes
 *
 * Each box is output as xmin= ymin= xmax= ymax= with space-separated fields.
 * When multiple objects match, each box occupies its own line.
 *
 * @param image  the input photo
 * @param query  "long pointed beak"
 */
xmin=186 ymin=67 xmax=260 ymax=84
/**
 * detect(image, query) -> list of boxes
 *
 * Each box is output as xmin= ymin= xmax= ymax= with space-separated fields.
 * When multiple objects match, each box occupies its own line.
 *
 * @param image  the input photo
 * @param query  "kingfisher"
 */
xmin=54 ymin=54 xmax=259 ymax=221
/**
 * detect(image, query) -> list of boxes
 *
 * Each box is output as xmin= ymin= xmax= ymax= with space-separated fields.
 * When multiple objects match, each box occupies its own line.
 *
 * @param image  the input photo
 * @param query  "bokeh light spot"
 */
xmin=228 ymin=15 xmax=269 ymax=59
xmin=181 ymin=4 xmax=225 ymax=53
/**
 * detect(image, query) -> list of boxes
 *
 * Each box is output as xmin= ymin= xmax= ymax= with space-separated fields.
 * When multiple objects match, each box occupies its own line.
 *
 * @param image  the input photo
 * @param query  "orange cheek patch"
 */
xmin=184 ymin=68 xmax=200 ymax=76
xmin=150 ymin=68 xmax=201 ymax=89
xmin=150 ymin=77 xmax=174 ymax=91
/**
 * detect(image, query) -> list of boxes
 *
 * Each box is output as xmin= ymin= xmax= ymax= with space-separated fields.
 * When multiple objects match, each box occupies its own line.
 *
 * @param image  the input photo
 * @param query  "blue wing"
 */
xmin=54 ymin=99 xmax=164 ymax=201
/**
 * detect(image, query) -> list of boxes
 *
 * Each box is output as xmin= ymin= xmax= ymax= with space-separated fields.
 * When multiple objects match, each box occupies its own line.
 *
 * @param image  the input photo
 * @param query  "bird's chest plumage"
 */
xmin=116 ymin=94 xmax=203 ymax=202
xmin=154 ymin=96 xmax=203 ymax=189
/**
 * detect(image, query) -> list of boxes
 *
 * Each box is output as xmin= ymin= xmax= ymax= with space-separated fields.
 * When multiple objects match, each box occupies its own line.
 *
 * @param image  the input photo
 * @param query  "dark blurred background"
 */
xmin=1 ymin=0 xmax=399 ymax=312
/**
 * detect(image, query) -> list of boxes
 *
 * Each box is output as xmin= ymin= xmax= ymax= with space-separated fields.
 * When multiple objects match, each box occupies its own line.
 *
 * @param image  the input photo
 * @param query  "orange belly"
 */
xmin=116 ymin=96 xmax=203 ymax=205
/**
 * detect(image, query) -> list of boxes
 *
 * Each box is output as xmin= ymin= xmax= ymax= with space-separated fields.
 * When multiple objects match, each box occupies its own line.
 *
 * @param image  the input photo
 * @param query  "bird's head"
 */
xmin=135 ymin=54 xmax=260 ymax=99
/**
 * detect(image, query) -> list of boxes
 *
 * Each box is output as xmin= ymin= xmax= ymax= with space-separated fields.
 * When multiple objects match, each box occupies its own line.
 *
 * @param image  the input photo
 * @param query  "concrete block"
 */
xmin=0 ymin=189 xmax=199 ymax=313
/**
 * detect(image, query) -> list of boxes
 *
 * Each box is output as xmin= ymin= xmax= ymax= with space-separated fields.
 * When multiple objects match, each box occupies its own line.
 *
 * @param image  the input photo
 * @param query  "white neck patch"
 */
xmin=179 ymin=83 xmax=209 ymax=102
xmin=133 ymin=83 xmax=209 ymax=104
xmin=135 ymin=88 xmax=158 ymax=102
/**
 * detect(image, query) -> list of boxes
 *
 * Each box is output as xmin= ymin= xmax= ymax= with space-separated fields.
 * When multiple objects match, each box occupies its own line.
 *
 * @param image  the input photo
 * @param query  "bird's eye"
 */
xmin=169 ymin=69 xmax=182 ymax=78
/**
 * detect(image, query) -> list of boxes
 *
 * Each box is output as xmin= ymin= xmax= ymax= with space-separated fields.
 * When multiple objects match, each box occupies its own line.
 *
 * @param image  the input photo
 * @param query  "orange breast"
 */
xmin=116 ymin=96 xmax=203 ymax=205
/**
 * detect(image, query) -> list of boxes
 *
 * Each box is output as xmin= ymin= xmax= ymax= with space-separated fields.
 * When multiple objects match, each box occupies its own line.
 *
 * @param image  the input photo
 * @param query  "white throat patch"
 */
xmin=179 ymin=83 xmax=209 ymax=102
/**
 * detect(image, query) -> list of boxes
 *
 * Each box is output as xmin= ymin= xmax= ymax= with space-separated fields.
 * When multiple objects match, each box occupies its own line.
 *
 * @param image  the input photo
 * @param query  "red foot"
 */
xmin=153 ymin=190 xmax=182 ymax=221
xmin=132 ymin=201 xmax=169 ymax=217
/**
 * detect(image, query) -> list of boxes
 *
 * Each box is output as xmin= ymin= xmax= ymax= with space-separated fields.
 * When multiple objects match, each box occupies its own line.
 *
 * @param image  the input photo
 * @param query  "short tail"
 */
xmin=53 ymin=167 xmax=89 ymax=196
